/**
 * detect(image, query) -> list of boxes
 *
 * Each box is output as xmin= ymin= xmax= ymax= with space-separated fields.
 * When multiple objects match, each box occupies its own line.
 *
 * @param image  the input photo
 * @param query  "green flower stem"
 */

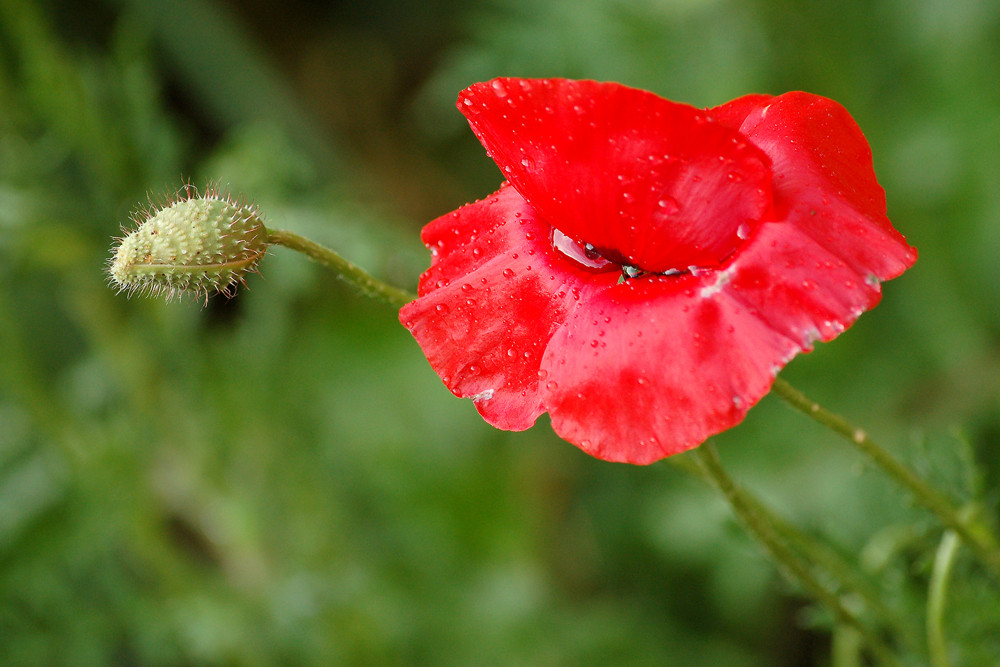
xmin=770 ymin=377 xmax=1000 ymax=580
xmin=738 ymin=481 xmax=914 ymax=644
xmin=927 ymin=528 xmax=960 ymax=667
xmin=671 ymin=454 xmax=911 ymax=645
xmin=693 ymin=443 xmax=903 ymax=667
xmin=266 ymin=228 xmax=416 ymax=308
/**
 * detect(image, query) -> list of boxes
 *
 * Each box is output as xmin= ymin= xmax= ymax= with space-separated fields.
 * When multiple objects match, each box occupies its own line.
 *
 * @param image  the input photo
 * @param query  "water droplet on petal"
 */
xmin=656 ymin=197 xmax=680 ymax=217
xmin=503 ymin=268 xmax=515 ymax=278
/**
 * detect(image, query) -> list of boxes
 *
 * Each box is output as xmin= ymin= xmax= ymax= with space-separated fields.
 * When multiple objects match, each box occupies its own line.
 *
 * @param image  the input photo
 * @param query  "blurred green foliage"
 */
xmin=1 ymin=0 xmax=999 ymax=664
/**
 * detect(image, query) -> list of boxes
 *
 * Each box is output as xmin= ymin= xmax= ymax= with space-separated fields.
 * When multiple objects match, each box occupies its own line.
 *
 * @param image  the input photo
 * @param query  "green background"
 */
xmin=1 ymin=0 xmax=998 ymax=664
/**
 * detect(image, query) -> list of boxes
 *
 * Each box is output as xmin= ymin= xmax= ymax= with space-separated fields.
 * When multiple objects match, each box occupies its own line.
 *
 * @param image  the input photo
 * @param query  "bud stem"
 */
xmin=265 ymin=228 xmax=415 ymax=308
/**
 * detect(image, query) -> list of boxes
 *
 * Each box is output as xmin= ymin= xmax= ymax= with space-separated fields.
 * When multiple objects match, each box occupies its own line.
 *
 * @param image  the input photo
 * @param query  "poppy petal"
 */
xmin=401 ymin=184 xmax=595 ymax=430
xmin=538 ymin=275 xmax=798 ymax=464
xmin=716 ymin=93 xmax=916 ymax=346
xmin=458 ymin=78 xmax=774 ymax=273
xmin=725 ymin=92 xmax=917 ymax=280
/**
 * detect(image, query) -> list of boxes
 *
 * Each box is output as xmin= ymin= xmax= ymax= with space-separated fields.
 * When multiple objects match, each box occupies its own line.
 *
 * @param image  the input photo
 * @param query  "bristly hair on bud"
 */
xmin=108 ymin=183 xmax=269 ymax=303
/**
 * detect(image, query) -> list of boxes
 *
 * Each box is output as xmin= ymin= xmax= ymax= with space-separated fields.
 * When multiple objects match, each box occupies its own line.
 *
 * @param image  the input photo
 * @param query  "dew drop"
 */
xmin=503 ymin=268 xmax=515 ymax=279
xmin=461 ymin=283 xmax=473 ymax=292
xmin=545 ymin=380 xmax=559 ymax=391
xmin=656 ymin=197 xmax=680 ymax=217
xmin=506 ymin=348 xmax=516 ymax=357
xmin=435 ymin=303 xmax=449 ymax=314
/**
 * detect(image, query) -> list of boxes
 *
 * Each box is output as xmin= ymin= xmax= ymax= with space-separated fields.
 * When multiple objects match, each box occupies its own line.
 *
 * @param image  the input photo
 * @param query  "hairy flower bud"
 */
xmin=109 ymin=185 xmax=268 ymax=302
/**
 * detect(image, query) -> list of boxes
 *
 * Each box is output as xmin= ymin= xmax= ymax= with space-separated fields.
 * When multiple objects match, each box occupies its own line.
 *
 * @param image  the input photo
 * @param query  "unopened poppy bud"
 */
xmin=109 ymin=185 xmax=268 ymax=301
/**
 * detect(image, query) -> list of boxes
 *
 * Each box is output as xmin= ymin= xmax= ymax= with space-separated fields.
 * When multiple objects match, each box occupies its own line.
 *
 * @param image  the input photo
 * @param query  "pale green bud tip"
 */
xmin=108 ymin=184 xmax=268 ymax=302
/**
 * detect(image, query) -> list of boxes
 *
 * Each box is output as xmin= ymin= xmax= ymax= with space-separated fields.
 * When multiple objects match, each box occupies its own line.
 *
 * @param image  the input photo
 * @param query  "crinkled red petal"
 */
xmin=401 ymin=184 xmax=597 ymax=431
xmin=718 ymin=92 xmax=917 ymax=345
xmin=538 ymin=274 xmax=799 ymax=464
xmin=458 ymin=78 xmax=773 ymax=272
xmin=719 ymin=92 xmax=916 ymax=279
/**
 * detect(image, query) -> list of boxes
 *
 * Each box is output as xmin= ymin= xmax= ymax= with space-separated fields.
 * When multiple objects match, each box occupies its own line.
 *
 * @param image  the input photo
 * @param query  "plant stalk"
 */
xmin=266 ymin=228 xmax=415 ymax=308
xmin=770 ymin=377 xmax=1000 ymax=580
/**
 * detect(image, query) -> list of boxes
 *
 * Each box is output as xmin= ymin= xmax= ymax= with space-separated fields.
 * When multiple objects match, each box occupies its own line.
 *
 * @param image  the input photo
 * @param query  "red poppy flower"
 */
xmin=400 ymin=78 xmax=916 ymax=464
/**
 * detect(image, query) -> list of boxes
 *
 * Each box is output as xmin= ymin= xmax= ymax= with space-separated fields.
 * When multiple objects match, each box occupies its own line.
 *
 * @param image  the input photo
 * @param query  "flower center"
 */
xmin=552 ymin=227 xmax=666 ymax=281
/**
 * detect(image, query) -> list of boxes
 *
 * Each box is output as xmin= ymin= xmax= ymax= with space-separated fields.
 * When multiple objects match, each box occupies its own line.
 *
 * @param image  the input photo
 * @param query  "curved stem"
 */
xmin=266 ymin=228 xmax=416 ymax=308
xmin=670 ymin=455 xmax=912 ymax=645
xmin=927 ymin=529 xmax=959 ymax=667
xmin=770 ymin=377 xmax=1000 ymax=580
xmin=694 ymin=443 xmax=902 ymax=667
